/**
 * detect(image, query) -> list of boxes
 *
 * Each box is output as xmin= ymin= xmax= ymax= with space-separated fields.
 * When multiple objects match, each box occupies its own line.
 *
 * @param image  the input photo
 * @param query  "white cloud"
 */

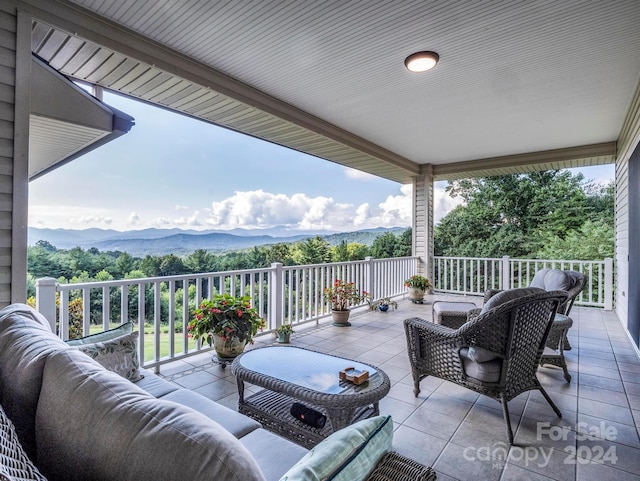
xmin=433 ymin=182 xmax=464 ymax=223
xmin=128 ymin=213 xmax=141 ymax=226
xmin=68 ymin=215 xmax=112 ymax=226
xmin=344 ymin=167 xmax=377 ymax=180
xmin=29 ymin=184 xmax=465 ymax=232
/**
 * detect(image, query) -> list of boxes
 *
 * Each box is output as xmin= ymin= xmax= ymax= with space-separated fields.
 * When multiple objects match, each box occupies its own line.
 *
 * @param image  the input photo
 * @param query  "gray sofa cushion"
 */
xmin=240 ymin=428 xmax=308 ymax=481
xmin=160 ymin=389 xmax=261 ymax=438
xmin=0 ymin=304 xmax=66 ymax=461
xmin=135 ymin=370 xmax=181 ymax=397
xmin=480 ymin=287 xmax=544 ymax=314
xmin=36 ymin=349 xmax=266 ymax=481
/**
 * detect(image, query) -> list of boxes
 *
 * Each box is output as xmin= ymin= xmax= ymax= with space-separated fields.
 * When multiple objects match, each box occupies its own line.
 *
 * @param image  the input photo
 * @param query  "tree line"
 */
xmin=27 ymin=229 xmax=413 ymax=298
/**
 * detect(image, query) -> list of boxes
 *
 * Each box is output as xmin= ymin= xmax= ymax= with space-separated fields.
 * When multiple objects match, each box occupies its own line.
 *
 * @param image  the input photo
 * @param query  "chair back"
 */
xmin=461 ymin=290 xmax=568 ymax=397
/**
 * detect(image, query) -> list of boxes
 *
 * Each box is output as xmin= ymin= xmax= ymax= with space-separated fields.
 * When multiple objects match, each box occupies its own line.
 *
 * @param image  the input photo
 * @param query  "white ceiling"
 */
xmin=26 ymin=0 xmax=640 ymax=182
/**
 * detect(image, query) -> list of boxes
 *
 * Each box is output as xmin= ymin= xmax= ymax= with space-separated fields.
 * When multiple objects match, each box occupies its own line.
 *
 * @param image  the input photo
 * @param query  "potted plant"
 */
xmin=368 ymin=296 xmax=399 ymax=312
xmin=188 ymin=293 xmax=265 ymax=361
xmin=404 ymin=275 xmax=432 ymax=303
xmin=323 ymin=279 xmax=368 ymax=326
xmin=275 ymin=323 xmax=294 ymax=343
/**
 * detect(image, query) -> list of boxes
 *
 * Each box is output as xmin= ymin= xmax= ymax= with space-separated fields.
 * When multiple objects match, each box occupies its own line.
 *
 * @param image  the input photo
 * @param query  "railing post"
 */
xmin=364 ymin=256 xmax=374 ymax=300
xmin=501 ymin=256 xmax=511 ymax=291
xmin=35 ymin=277 xmax=57 ymax=332
xmin=270 ymin=263 xmax=284 ymax=329
xmin=604 ymin=258 xmax=613 ymax=310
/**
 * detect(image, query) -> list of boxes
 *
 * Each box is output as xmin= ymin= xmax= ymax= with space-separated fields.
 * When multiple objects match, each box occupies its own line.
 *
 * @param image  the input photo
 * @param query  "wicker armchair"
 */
xmin=404 ymin=289 xmax=568 ymax=444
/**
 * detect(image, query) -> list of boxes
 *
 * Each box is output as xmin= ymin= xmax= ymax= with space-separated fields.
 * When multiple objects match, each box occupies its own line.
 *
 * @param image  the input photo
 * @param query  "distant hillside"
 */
xmin=28 ymin=226 xmax=408 ymax=257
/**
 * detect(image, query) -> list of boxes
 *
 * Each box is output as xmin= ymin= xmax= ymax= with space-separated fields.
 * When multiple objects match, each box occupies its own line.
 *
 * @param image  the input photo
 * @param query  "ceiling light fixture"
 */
xmin=404 ymin=51 xmax=439 ymax=72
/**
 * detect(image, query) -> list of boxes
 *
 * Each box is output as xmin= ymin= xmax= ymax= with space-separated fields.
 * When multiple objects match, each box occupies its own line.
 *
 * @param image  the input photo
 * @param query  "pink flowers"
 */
xmin=188 ymin=293 xmax=265 ymax=349
xmin=322 ymin=279 xmax=368 ymax=311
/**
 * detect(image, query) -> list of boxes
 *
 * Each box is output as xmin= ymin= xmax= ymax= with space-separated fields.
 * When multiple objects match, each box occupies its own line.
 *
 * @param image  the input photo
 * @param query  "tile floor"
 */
xmin=156 ymin=294 xmax=640 ymax=481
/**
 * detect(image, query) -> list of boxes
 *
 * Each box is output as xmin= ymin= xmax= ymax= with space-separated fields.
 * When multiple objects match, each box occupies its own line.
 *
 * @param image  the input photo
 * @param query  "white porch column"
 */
xmin=412 ymin=167 xmax=434 ymax=281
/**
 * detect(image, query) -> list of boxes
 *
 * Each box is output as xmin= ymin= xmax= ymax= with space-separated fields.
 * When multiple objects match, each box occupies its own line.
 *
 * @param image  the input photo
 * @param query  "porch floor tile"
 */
xmin=157 ymin=294 xmax=640 ymax=481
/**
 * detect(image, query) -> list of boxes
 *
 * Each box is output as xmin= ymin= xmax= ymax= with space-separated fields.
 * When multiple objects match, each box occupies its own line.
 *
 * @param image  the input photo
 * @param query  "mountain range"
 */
xmin=28 ymin=226 xmax=408 ymax=257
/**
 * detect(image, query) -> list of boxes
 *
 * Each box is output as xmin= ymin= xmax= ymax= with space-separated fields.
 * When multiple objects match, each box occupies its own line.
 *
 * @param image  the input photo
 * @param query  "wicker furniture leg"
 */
xmin=540 ymin=315 xmax=573 ymax=382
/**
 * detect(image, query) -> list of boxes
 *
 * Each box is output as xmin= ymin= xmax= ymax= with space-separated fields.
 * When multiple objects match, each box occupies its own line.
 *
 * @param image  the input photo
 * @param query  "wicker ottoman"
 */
xmin=432 ymin=301 xmax=478 ymax=329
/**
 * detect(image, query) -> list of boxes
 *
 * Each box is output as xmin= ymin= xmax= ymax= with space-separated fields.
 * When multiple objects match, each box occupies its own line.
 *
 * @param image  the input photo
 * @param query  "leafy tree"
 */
xmin=536 ymin=219 xmax=614 ymax=260
xmin=265 ymin=243 xmax=292 ymax=265
xmin=35 ymin=240 xmax=57 ymax=252
xmin=371 ymin=232 xmax=398 ymax=258
xmin=394 ymin=228 xmax=412 ymax=257
xmin=140 ymin=255 xmax=162 ymax=277
xmin=159 ymin=254 xmax=185 ymax=276
xmin=184 ymin=249 xmax=214 ymax=273
xmin=116 ymin=252 xmax=136 ymax=277
xmin=331 ymin=240 xmax=350 ymax=262
xmin=347 ymin=242 xmax=370 ymax=260
xmin=435 ymin=171 xmax=599 ymax=258
xmin=294 ymin=237 xmax=331 ymax=265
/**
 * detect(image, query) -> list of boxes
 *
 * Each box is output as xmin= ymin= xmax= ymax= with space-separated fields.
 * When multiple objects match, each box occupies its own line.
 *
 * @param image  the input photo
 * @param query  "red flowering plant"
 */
xmin=323 ymin=279 xmax=369 ymax=311
xmin=188 ymin=293 xmax=265 ymax=349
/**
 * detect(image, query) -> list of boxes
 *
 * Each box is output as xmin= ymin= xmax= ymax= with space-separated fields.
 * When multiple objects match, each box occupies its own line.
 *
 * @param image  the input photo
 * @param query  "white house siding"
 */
xmin=616 ymin=155 xmax=629 ymax=328
xmin=0 ymin=4 xmax=17 ymax=307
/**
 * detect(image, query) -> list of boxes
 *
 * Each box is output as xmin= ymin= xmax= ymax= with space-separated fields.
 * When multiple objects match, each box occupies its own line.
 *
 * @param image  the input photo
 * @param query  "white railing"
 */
xmin=36 ymin=256 xmax=418 ymax=370
xmin=433 ymin=256 xmax=613 ymax=309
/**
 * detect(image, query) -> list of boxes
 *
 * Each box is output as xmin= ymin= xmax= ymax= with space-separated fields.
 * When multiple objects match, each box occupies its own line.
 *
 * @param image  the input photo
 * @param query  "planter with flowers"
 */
xmin=404 ymin=275 xmax=432 ymax=303
xmin=323 ymin=279 xmax=368 ymax=326
xmin=368 ymin=296 xmax=399 ymax=312
xmin=275 ymin=323 xmax=295 ymax=343
xmin=188 ymin=293 xmax=265 ymax=364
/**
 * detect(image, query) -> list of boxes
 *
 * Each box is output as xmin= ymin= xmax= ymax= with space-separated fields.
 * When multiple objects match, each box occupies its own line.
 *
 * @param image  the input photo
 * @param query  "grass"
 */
xmin=87 ymin=323 xmax=199 ymax=362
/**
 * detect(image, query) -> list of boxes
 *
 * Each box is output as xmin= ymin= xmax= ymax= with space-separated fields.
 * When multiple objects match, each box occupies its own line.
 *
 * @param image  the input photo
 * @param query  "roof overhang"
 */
xmin=28 ymin=55 xmax=134 ymax=181
xmin=16 ymin=0 xmax=640 ymax=183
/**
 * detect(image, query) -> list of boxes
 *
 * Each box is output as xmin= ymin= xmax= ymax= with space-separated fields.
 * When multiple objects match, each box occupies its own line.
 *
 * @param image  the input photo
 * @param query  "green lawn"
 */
xmin=87 ymin=324 xmax=197 ymax=361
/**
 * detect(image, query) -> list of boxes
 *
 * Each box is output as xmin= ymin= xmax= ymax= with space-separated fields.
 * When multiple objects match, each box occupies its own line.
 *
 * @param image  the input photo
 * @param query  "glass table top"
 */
xmin=237 ymin=346 xmax=380 ymax=395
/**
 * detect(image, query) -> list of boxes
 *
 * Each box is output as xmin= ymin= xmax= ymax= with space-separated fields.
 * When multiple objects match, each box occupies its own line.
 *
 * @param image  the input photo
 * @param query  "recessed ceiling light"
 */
xmin=404 ymin=51 xmax=439 ymax=72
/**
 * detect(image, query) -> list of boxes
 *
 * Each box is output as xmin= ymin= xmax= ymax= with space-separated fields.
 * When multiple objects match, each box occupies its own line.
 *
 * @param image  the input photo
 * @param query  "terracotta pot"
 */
xmin=407 ymin=287 xmax=425 ymax=302
xmin=212 ymin=335 xmax=247 ymax=360
xmin=331 ymin=309 xmax=351 ymax=326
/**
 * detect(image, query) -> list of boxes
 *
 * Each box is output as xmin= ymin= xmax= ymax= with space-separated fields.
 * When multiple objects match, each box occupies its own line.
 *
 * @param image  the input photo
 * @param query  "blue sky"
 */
xmin=28 ymin=92 xmax=615 ymax=233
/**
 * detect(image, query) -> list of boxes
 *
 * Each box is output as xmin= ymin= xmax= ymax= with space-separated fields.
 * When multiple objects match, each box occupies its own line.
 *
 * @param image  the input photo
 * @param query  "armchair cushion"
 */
xmin=459 ymin=348 xmax=502 ymax=383
xmin=467 ymin=346 xmax=500 ymax=363
xmin=480 ymin=287 xmax=544 ymax=314
xmin=530 ymin=269 xmax=573 ymax=291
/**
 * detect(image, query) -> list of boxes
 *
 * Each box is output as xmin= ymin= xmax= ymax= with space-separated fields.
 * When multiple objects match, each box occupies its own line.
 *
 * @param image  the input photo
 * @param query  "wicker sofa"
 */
xmin=0 ymin=304 xmax=436 ymax=481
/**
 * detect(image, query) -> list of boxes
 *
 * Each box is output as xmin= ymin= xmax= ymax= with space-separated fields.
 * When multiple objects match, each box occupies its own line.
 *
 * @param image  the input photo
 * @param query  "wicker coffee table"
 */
xmin=230 ymin=346 xmax=391 ymax=448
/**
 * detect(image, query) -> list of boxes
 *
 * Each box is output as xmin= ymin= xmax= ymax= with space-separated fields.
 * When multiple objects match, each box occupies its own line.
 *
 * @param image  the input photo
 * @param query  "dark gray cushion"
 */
xmin=239 ymin=428 xmax=308 ymax=481
xmin=36 ymin=349 xmax=266 ymax=481
xmin=136 ymin=371 xmax=181 ymax=398
xmin=0 ymin=304 xmax=67 ymax=462
xmin=459 ymin=348 xmax=502 ymax=383
xmin=480 ymin=287 xmax=544 ymax=314
xmin=160 ymin=389 xmax=261 ymax=438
